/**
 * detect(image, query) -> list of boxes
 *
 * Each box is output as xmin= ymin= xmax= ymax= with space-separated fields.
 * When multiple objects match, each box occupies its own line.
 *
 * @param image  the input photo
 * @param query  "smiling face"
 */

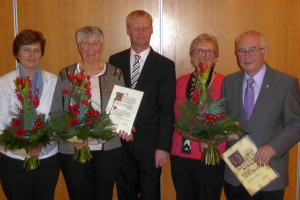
xmin=79 ymin=35 xmax=103 ymax=64
xmin=191 ymin=42 xmax=217 ymax=69
xmin=236 ymin=34 xmax=268 ymax=76
xmin=16 ymin=42 xmax=42 ymax=69
xmin=127 ymin=16 xmax=153 ymax=53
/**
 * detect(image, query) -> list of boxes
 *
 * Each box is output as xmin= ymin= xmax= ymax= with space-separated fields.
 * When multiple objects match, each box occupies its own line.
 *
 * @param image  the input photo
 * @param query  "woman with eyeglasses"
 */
xmin=170 ymin=33 xmax=225 ymax=200
xmin=0 ymin=29 xmax=59 ymax=200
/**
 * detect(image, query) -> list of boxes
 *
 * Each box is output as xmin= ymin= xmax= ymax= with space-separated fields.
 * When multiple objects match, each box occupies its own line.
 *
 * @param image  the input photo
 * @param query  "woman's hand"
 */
xmin=71 ymin=140 xmax=88 ymax=150
xmin=200 ymin=142 xmax=209 ymax=152
xmin=29 ymin=144 xmax=42 ymax=158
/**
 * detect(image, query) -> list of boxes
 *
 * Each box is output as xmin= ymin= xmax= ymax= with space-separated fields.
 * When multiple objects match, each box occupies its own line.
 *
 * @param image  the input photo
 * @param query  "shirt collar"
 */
xmin=244 ymin=64 xmax=266 ymax=86
xmin=130 ymin=47 xmax=151 ymax=61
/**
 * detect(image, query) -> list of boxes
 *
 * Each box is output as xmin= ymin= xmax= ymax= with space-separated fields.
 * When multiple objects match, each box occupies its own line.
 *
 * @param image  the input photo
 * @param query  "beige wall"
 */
xmin=0 ymin=0 xmax=299 ymax=199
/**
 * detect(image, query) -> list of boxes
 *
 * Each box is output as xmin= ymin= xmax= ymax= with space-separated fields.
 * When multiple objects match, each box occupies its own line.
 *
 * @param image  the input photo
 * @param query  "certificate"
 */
xmin=106 ymin=85 xmax=143 ymax=135
xmin=222 ymin=135 xmax=279 ymax=196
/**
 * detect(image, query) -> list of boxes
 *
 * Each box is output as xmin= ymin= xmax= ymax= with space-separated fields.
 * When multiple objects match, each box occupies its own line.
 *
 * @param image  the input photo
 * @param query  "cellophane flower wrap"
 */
xmin=49 ymin=71 xmax=115 ymax=163
xmin=174 ymin=62 xmax=242 ymax=166
xmin=0 ymin=77 xmax=52 ymax=170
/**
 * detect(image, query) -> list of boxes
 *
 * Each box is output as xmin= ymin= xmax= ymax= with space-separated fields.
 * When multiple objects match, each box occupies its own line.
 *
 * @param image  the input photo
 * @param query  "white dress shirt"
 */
xmin=0 ymin=69 xmax=58 ymax=160
xmin=130 ymin=47 xmax=151 ymax=82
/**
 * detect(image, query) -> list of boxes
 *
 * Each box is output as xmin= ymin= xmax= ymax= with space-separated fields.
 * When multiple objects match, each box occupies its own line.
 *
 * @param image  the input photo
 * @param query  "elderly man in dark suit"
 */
xmin=109 ymin=10 xmax=176 ymax=200
xmin=222 ymin=30 xmax=300 ymax=200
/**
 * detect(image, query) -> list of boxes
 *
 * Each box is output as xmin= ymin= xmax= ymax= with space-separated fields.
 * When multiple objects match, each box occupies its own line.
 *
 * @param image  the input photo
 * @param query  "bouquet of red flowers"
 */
xmin=175 ymin=63 xmax=242 ymax=166
xmin=49 ymin=71 xmax=115 ymax=163
xmin=0 ymin=77 xmax=52 ymax=170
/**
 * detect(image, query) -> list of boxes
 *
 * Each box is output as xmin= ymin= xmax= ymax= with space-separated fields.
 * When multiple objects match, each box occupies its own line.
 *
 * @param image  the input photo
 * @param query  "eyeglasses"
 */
xmin=236 ymin=48 xmax=264 ymax=57
xmin=132 ymin=26 xmax=150 ymax=32
xmin=193 ymin=49 xmax=213 ymax=56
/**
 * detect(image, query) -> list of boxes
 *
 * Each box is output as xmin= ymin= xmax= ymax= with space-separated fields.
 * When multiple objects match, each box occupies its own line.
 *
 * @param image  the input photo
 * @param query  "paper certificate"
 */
xmin=106 ymin=85 xmax=143 ymax=135
xmin=222 ymin=135 xmax=279 ymax=196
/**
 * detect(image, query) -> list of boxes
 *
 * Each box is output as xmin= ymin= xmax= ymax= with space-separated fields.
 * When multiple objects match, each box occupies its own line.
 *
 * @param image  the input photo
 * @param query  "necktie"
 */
xmin=131 ymin=54 xmax=141 ymax=88
xmin=243 ymin=77 xmax=255 ymax=122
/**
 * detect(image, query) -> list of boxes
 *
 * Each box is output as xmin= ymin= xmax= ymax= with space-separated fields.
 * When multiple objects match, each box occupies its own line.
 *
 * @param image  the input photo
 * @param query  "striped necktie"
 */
xmin=131 ymin=54 xmax=141 ymax=88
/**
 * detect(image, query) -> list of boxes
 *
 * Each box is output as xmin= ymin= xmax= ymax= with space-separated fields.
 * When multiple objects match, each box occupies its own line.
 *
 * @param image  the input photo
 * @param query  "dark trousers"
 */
xmin=116 ymin=146 xmax=161 ymax=200
xmin=224 ymin=181 xmax=285 ymax=200
xmin=59 ymin=147 xmax=122 ymax=200
xmin=0 ymin=154 xmax=60 ymax=200
xmin=170 ymin=155 xmax=224 ymax=200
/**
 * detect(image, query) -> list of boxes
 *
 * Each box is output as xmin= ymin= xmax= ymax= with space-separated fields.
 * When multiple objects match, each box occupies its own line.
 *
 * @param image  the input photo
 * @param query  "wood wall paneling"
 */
xmin=17 ymin=0 xmax=159 ymax=74
xmin=0 ymin=0 xmax=15 ymax=75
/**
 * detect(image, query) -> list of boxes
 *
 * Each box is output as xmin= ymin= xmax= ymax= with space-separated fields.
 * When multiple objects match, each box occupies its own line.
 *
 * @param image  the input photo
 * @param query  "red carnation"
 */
xmin=69 ymin=118 xmax=79 ymax=127
xmin=14 ymin=128 xmax=26 ymax=137
xmin=70 ymin=104 xmax=80 ymax=114
xmin=12 ymin=118 xmax=23 ymax=128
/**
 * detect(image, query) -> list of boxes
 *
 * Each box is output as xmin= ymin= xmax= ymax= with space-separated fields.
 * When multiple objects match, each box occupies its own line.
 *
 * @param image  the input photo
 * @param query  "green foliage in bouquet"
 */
xmin=49 ymin=71 xmax=115 ymax=163
xmin=0 ymin=77 xmax=52 ymax=170
xmin=174 ymin=62 xmax=242 ymax=166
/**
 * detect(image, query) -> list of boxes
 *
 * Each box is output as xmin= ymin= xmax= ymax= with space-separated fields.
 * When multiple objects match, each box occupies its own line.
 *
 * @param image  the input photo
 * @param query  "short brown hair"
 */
xmin=190 ymin=33 xmax=219 ymax=58
xmin=13 ymin=29 xmax=46 ymax=57
xmin=126 ymin=10 xmax=153 ymax=28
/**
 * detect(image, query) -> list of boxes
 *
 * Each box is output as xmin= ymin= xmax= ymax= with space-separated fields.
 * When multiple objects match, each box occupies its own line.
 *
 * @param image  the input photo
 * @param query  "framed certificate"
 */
xmin=222 ymin=135 xmax=279 ymax=196
xmin=106 ymin=85 xmax=143 ymax=135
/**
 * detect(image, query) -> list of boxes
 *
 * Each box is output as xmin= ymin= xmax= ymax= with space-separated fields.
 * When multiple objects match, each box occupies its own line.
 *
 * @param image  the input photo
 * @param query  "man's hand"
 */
xmin=254 ymin=145 xmax=275 ymax=166
xmin=118 ymin=126 xmax=135 ymax=142
xmin=155 ymin=149 xmax=168 ymax=168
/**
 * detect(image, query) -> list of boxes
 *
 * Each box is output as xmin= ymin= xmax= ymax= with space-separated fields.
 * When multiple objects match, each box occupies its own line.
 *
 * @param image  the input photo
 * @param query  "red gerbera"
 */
xmin=69 ymin=118 xmax=79 ymax=127
xmin=14 ymin=128 xmax=26 ymax=137
xmin=12 ymin=118 xmax=23 ymax=128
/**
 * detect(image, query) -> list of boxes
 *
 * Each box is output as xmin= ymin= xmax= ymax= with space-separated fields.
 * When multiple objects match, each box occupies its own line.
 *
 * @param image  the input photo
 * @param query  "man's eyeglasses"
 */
xmin=236 ymin=48 xmax=264 ymax=57
xmin=193 ymin=49 xmax=213 ymax=56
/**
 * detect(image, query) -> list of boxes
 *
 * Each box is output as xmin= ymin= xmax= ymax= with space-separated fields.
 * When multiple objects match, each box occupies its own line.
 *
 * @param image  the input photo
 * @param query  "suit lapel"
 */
xmin=122 ymin=49 xmax=131 ymax=87
xmin=247 ymin=65 xmax=272 ymax=127
xmin=135 ymin=48 xmax=155 ymax=90
xmin=236 ymin=72 xmax=247 ymax=127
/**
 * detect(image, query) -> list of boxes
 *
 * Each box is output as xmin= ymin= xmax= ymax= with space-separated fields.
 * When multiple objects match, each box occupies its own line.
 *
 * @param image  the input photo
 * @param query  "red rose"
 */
xmin=70 ymin=104 xmax=80 ymax=114
xmin=14 ymin=128 xmax=26 ymax=137
xmin=69 ymin=118 xmax=79 ymax=127
xmin=12 ymin=118 xmax=23 ymax=128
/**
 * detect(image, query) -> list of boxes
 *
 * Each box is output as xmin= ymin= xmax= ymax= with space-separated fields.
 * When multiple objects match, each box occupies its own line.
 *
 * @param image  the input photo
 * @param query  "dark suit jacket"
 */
xmin=109 ymin=48 xmax=176 ymax=156
xmin=222 ymin=64 xmax=300 ymax=190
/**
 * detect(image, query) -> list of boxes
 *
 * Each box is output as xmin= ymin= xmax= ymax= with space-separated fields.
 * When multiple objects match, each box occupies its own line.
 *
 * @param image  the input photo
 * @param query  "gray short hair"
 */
xmin=189 ymin=33 xmax=219 ymax=58
xmin=235 ymin=30 xmax=266 ymax=48
xmin=75 ymin=26 xmax=104 ymax=45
